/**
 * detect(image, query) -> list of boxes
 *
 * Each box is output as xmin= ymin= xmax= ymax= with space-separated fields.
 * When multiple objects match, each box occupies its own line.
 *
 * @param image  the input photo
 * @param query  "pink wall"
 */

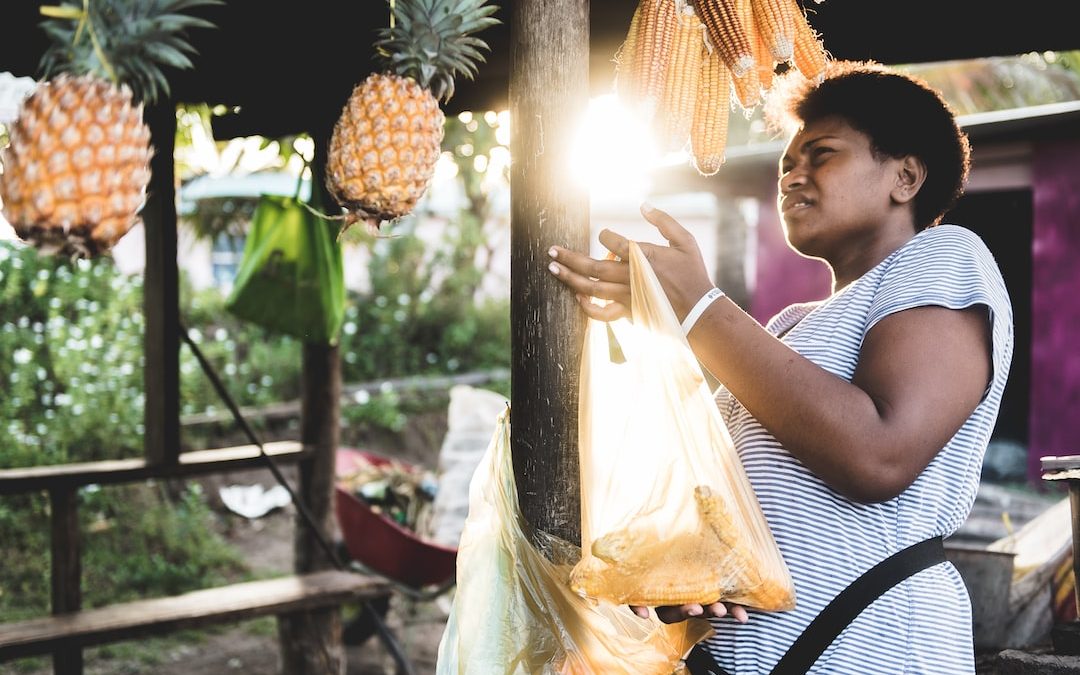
xmin=750 ymin=198 xmax=832 ymax=325
xmin=1029 ymin=139 xmax=1080 ymax=480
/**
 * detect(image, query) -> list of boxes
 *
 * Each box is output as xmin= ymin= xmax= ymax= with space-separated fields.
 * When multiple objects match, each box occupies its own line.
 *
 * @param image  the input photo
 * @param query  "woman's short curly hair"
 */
xmin=764 ymin=61 xmax=970 ymax=230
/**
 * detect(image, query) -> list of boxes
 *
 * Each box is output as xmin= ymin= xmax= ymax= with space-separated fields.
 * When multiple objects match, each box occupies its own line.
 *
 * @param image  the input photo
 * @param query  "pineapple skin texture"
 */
xmin=0 ymin=74 xmax=152 ymax=258
xmin=327 ymin=73 xmax=445 ymax=223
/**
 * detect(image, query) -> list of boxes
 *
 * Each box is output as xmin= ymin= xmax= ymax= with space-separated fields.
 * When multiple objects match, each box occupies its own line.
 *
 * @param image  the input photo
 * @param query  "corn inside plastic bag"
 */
xmin=568 ymin=241 xmax=796 ymax=611
xmin=436 ymin=409 xmax=711 ymax=674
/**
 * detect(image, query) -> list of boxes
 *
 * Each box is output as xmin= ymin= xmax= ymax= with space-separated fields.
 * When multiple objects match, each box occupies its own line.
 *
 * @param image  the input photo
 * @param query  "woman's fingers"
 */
xmin=728 ymin=604 xmax=749 ymax=623
xmin=655 ymin=604 xmax=704 ymax=624
xmin=548 ymin=246 xmax=629 ymax=285
xmin=577 ymin=295 xmax=630 ymax=321
xmin=640 ymin=202 xmax=694 ymax=248
xmin=634 ymin=601 xmax=750 ymax=624
xmin=548 ymin=259 xmax=629 ymax=301
xmin=596 ymin=229 xmax=632 ymax=259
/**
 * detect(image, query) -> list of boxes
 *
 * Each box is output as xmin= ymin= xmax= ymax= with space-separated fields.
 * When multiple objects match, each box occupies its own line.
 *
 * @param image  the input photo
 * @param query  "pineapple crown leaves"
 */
xmin=374 ymin=0 xmax=500 ymax=103
xmin=38 ymin=0 xmax=222 ymax=104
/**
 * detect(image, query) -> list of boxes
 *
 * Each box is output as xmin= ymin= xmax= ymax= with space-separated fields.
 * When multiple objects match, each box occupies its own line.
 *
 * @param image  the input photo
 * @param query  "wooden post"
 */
xmin=278 ymin=134 xmax=347 ymax=675
xmin=49 ymin=487 xmax=82 ymax=675
xmin=142 ymin=102 xmax=181 ymax=467
xmin=509 ymin=0 xmax=590 ymax=545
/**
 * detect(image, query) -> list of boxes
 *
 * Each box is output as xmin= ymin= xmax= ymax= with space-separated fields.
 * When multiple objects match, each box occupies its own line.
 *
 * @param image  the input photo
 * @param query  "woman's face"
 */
xmin=777 ymin=116 xmax=900 ymax=262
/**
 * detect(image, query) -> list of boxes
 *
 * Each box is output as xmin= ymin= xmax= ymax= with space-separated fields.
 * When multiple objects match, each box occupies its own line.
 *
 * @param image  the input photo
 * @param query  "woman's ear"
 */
xmin=891 ymin=155 xmax=927 ymax=205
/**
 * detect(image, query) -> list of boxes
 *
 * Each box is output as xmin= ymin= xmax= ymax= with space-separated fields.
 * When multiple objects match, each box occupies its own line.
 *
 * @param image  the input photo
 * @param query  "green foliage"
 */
xmin=0 ymin=244 xmax=146 ymax=467
xmin=0 ymin=243 xmax=303 ymax=468
xmin=0 ymin=242 xmax=259 ymax=632
xmin=338 ymin=224 xmax=509 ymax=384
xmin=332 ymin=109 xmax=511 ymax=388
xmin=180 ymin=282 xmax=302 ymax=421
xmin=342 ymin=390 xmax=409 ymax=433
xmin=0 ymin=493 xmax=50 ymax=621
xmin=80 ymin=482 xmax=243 ymax=604
xmin=0 ymin=482 xmax=243 ymax=623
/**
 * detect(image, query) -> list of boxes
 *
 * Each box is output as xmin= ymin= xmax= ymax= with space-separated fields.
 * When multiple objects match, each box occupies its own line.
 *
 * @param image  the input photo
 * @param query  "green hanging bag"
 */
xmin=225 ymin=187 xmax=346 ymax=345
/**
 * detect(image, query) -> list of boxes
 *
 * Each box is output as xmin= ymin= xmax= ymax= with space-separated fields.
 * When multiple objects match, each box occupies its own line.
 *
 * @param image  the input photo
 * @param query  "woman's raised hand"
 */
xmin=547 ymin=203 xmax=715 ymax=323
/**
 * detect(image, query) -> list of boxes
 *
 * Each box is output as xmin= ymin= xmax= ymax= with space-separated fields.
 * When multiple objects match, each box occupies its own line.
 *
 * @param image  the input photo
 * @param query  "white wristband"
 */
xmin=681 ymin=287 xmax=725 ymax=336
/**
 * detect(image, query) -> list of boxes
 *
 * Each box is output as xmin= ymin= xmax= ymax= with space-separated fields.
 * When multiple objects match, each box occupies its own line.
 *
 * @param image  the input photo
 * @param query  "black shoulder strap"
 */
xmin=769 ymin=535 xmax=946 ymax=675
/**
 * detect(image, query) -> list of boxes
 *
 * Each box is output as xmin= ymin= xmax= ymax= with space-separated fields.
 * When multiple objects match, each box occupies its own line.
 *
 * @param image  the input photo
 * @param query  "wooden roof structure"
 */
xmin=3 ymin=0 xmax=1079 ymax=138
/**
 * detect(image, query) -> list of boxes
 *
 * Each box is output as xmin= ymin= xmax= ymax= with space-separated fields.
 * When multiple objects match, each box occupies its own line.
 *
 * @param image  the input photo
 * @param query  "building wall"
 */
xmin=750 ymin=191 xmax=831 ymax=325
xmin=1029 ymin=138 xmax=1080 ymax=479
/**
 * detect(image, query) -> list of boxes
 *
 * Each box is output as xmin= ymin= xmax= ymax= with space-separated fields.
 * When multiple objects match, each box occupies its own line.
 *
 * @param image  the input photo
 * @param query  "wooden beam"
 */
xmin=0 ymin=571 xmax=388 ymax=661
xmin=180 ymin=368 xmax=509 ymax=427
xmin=142 ymin=102 xmax=181 ymax=467
xmin=278 ymin=132 xmax=347 ymax=675
xmin=0 ymin=442 xmax=306 ymax=495
xmin=509 ymin=0 xmax=590 ymax=545
xmin=49 ymin=487 xmax=82 ymax=675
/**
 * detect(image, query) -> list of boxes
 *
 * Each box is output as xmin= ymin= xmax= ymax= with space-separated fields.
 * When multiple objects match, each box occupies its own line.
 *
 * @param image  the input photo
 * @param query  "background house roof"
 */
xmin=2 ymin=0 xmax=1079 ymax=139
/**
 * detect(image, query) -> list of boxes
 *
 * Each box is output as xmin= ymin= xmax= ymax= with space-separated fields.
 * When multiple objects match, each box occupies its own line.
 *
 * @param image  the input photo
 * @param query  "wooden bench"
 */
xmin=0 ymin=441 xmax=392 ymax=673
xmin=0 ymin=570 xmax=390 ymax=662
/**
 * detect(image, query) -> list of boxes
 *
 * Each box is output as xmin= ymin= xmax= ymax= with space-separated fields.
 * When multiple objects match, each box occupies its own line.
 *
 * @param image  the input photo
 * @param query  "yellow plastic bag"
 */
xmin=569 ymin=241 xmax=796 ymax=611
xmin=436 ymin=409 xmax=710 ymax=674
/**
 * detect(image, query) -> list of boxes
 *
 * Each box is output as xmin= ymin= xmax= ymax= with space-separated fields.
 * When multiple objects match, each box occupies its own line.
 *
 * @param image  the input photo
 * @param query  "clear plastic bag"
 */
xmin=436 ymin=409 xmax=711 ymax=674
xmin=568 ymin=241 xmax=796 ymax=611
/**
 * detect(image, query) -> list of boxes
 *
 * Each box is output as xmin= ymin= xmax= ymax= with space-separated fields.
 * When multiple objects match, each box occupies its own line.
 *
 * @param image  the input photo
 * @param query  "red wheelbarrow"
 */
xmin=334 ymin=448 xmax=458 ymax=590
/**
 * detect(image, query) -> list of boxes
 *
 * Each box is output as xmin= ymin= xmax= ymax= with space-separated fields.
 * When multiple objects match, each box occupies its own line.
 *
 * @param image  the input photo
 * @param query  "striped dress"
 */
xmin=704 ymin=225 xmax=1014 ymax=674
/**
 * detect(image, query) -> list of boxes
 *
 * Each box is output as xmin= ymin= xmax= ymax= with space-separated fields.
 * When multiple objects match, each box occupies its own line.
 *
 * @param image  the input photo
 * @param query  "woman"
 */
xmin=547 ymin=61 xmax=1014 ymax=673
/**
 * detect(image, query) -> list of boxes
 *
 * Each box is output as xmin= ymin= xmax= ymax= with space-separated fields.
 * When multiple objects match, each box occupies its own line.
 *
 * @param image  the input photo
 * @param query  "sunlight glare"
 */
xmin=570 ymin=95 xmax=667 ymax=202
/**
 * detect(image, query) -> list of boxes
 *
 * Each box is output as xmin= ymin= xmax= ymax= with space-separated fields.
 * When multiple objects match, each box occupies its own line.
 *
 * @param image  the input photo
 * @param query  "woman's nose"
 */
xmin=779 ymin=170 xmax=804 ymax=193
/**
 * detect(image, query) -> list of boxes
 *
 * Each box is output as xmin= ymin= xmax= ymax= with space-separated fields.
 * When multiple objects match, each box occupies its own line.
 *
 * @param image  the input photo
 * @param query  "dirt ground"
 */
xmin=171 ymin=478 xmax=450 ymax=675
xmin=162 ymin=460 xmax=454 ymax=675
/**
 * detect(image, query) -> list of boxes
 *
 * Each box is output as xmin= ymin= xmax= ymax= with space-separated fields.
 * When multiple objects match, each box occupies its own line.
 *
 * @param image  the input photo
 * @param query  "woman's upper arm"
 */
xmin=851 ymin=303 xmax=993 ymax=496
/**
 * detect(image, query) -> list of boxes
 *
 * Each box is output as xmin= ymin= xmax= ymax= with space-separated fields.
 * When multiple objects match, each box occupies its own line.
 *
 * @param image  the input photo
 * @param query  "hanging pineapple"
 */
xmin=0 ymin=0 xmax=218 ymax=258
xmin=326 ymin=0 xmax=499 ymax=230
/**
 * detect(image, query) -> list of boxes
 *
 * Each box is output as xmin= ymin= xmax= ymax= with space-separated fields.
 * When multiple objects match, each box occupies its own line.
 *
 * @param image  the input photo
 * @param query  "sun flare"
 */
xmin=570 ymin=95 xmax=685 ymax=202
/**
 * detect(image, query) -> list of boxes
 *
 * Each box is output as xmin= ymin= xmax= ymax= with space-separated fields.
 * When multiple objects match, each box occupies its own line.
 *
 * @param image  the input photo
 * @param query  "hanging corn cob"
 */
xmin=752 ymin=0 xmax=797 ymax=61
xmin=754 ymin=29 xmax=776 ymax=92
xmin=655 ymin=7 xmax=705 ymax=151
xmin=696 ymin=0 xmax=754 ymax=78
xmin=690 ymin=47 xmax=730 ymax=176
xmin=626 ymin=0 xmax=678 ymax=118
xmin=612 ymin=0 xmax=829 ymax=175
xmin=792 ymin=5 xmax=828 ymax=82
xmin=731 ymin=0 xmax=762 ymax=110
